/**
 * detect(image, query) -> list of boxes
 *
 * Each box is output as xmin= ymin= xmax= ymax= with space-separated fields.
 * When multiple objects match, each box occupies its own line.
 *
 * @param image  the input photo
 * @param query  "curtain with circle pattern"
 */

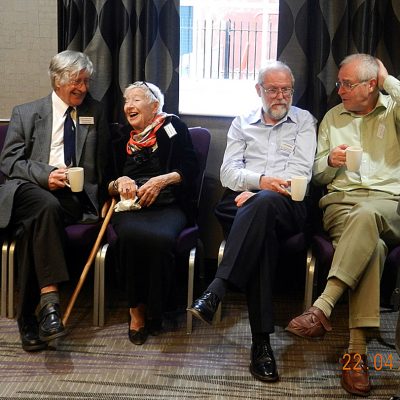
xmin=58 ymin=0 xmax=180 ymax=123
xmin=277 ymin=0 xmax=400 ymax=122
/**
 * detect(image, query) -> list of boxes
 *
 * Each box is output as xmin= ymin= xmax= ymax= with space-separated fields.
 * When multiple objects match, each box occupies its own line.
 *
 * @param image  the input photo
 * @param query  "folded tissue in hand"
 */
xmin=114 ymin=195 xmax=141 ymax=212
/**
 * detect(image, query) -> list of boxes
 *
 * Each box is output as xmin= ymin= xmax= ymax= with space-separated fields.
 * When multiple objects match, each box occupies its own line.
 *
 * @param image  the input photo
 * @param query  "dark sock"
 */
xmin=207 ymin=278 xmax=227 ymax=301
xmin=252 ymin=332 xmax=270 ymax=344
xmin=40 ymin=291 xmax=59 ymax=309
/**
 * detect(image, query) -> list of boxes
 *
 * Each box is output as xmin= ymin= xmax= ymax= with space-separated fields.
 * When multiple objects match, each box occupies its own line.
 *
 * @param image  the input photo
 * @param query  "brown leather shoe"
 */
xmin=340 ymin=353 xmax=370 ymax=397
xmin=285 ymin=306 xmax=332 ymax=339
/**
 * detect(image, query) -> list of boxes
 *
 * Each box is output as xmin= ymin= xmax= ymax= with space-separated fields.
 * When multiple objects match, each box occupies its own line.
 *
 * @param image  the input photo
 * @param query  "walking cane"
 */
xmin=62 ymin=197 xmax=116 ymax=326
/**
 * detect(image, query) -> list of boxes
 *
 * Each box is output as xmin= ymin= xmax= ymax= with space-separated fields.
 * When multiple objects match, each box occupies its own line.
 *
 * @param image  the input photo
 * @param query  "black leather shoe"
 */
xmin=146 ymin=318 xmax=163 ymax=336
xmin=38 ymin=303 xmax=66 ymax=341
xmin=128 ymin=327 xmax=148 ymax=345
xmin=390 ymin=397 xmax=400 ymax=400
xmin=18 ymin=315 xmax=48 ymax=352
xmin=249 ymin=341 xmax=279 ymax=382
xmin=187 ymin=291 xmax=220 ymax=325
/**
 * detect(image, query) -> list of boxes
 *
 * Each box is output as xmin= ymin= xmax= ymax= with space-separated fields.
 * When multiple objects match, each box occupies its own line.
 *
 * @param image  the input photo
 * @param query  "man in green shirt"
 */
xmin=286 ymin=53 xmax=400 ymax=397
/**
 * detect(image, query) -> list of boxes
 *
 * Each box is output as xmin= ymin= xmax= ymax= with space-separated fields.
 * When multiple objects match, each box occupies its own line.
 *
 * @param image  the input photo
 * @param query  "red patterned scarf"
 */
xmin=126 ymin=113 xmax=167 ymax=155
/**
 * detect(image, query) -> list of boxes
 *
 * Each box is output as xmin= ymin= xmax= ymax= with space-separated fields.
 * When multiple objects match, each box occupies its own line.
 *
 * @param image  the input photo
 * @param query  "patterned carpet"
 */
xmin=0 ymin=288 xmax=399 ymax=399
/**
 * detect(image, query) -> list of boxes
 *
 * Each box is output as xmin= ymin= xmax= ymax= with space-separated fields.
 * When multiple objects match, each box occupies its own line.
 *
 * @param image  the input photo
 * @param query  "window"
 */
xmin=179 ymin=0 xmax=279 ymax=116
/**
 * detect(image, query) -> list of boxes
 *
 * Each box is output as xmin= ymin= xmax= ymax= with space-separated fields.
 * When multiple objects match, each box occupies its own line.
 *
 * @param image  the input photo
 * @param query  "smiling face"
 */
xmin=256 ymin=70 xmax=293 ymax=124
xmin=55 ymin=70 xmax=90 ymax=107
xmin=124 ymin=87 xmax=159 ymax=131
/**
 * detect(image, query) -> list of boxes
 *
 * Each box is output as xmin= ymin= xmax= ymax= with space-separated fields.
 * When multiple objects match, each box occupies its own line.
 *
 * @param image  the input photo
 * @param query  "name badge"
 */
xmin=280 ymin=142 xmax=294 ymax=154
xmin=377 ymin=123 xmax=385 ymax=139
xmin=164 ymin=123 xmax=177 ymax=138
xmin=79 ymin=116 xmax=95 ymax=125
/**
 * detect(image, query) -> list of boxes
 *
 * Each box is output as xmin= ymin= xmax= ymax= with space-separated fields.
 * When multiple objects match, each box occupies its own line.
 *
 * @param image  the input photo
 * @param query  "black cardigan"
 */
xmin=111 ymin=115 xmax=200 ymax=225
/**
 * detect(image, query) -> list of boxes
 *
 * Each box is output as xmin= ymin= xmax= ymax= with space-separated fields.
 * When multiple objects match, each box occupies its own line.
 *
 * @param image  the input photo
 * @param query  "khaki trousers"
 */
xmin=320 ymin=190 xmax=400 ymax=328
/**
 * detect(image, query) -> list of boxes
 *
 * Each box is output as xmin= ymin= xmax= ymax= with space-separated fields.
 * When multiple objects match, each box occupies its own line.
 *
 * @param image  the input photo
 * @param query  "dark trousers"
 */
xmin=10 ymin=183 xmax=84 ymax=317
xmin=111 ymin=205 xmax=187 ymax=320
xmin=215 ymin=189 xmax=307 ymax=334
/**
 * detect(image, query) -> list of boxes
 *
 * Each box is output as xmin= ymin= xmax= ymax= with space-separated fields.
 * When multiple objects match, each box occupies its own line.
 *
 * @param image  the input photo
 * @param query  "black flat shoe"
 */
xmin=18 ymin=315 xmax=48 ymax=352
xmin=128 ymin=327 xmax=148 ymax=345
xmin=249 ymin=341 xmax=279 ymax=382
xmin=146 ymin=318 xmax=163 ymax=336
xmin=38 ymin=303 xmax=66 ymax=342
xmin=187 ymin=291 xmax=220 ymax=325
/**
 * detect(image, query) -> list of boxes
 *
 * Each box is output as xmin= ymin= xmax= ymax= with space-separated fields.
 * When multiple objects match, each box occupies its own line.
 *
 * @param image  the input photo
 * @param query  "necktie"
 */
xmin=64 ymin=106 xmax=76 ymax=166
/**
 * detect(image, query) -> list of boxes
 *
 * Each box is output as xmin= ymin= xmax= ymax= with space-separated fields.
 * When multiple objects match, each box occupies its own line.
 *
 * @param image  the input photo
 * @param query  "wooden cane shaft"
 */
xmin=62 ymin=198 xmax=116 ymax=326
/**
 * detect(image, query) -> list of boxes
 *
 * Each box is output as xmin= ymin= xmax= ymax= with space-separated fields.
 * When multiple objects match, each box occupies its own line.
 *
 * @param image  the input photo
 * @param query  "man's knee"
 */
xmin=347 ymin=202 xmax=382 ymax=229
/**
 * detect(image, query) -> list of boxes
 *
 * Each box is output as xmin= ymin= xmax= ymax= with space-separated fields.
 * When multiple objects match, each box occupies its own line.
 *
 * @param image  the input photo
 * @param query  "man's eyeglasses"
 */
xmin=260 ymin=85 xmax=294 ymax=98
xmin=69 ymin=78 xmax=91 ymax=87
xmin=335 ymin=80 xmax=368 ymax=91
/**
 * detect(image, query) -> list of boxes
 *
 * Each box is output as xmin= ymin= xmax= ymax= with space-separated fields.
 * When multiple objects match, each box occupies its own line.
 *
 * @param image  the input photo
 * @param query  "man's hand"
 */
xmin=48 ymin=168 xmax=69 ymax=191
xmin=376 ymin=58 xmax=389 ymax=90
xmin=328 ymin=144 xmax=348 ymax=168
xmin=259 ymin=175 xmax=290 ymax=196
xmin=235 ymin=191 xmax=256 ymax=207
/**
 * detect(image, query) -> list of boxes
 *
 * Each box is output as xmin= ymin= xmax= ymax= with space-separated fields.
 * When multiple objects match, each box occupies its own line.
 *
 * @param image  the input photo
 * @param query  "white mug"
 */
xmin=346 ymin=146 xmax=363 ymax=172
xmin=290 ymin=176 xmax=307 ymax=201
xmin=66 ymin=167 xmax=84 ymax=192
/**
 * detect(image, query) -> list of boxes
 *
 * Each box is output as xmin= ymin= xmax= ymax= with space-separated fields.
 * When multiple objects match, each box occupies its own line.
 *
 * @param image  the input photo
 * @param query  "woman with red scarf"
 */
xmin=108 ymin=82 xmax=199 ymax=345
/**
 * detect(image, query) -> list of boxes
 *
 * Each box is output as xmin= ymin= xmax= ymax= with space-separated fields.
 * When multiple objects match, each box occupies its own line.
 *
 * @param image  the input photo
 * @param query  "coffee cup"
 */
xmin=346 ymin=146 xmax=363 ymax=172
xmin=66 ymin=167 xmax=84 ymax=192
xmin=290 ymin=176 xmax=307 ymax=201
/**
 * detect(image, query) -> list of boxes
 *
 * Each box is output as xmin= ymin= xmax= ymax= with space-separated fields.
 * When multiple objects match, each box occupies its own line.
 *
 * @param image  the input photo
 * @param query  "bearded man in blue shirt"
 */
xmin=188 ymin=61 xmax=317 ymax=382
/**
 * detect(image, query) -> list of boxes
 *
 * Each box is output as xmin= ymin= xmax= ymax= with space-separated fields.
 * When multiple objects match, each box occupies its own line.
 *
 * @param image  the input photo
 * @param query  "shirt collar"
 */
xmin=249 ymin=106 xmax=296 ymax=126
xmin=52 ymin=91 xmax=73 ymax=118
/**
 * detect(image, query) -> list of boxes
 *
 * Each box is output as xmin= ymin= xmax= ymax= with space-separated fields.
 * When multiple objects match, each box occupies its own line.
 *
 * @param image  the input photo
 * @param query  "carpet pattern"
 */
xmin=0 ymin=292 xmax=399 ymax=399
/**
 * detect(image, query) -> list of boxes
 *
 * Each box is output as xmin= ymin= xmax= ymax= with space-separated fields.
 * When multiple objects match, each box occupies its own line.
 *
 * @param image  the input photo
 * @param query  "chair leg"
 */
xmin=303 ymin=248 xmax=316 ymax=310
xmin=94 ymin=243 xmax=108 ymax=327
xmin=7 ymin=240 xmax=16 ymax=318
xmin=1 ymin=240 xmax=9 ymax=318
xmin=186 ymin=247 xmax=196 ymax=334
xmin=214 ymin=240 xmax=225 ymax=324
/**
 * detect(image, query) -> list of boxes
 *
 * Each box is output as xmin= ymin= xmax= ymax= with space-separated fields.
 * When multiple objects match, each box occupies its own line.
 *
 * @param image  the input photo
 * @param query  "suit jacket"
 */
xmin=0 ymin=93 xmax=110 ymax=228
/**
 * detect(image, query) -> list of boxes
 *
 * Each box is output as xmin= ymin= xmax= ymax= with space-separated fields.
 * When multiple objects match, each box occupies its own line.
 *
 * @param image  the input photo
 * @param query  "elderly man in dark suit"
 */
xmin=0 ymin=50 xmax=110 ymax=351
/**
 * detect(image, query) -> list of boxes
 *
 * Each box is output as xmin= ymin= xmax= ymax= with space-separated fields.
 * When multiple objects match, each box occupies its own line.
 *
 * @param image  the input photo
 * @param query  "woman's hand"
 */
xmin=137 ymin=176 xmax=167 ymax=207
xmin=109 ymin=176 xmax=137 ymax=199
xmin=137 ymin=172 xmax=181 ymax=207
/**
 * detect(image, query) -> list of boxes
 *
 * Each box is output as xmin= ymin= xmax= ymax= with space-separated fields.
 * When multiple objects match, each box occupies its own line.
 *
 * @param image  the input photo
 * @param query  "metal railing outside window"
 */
xmin=180 ymin=17 xmax=278 ymax=81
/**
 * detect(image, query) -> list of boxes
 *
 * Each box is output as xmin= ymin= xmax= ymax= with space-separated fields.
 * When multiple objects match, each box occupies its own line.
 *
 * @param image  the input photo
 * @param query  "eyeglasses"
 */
xmin=69 ymin=78 xmax=91 ymax=87
xmin=260 ymin=85 xmax=294 ymax=98
xmin=335 ymin=80 xmax=368 ymax=91
xmin=140 ymin=81 xmax=158 ymax=99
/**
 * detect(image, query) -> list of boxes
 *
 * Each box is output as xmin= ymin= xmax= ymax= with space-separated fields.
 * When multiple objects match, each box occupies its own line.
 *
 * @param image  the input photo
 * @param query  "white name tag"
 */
xmin=164 ymin=123 xmax=177 ymax=138
xmin=377 ymin=123 xmax=385 ymax=139
xmin=79 ymin=116 xmax=95 ymax=125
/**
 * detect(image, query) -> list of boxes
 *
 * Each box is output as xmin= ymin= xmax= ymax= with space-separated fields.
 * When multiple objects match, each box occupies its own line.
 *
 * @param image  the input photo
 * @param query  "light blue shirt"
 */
xmin=220 ymin=106 xmax=317 ymax=191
